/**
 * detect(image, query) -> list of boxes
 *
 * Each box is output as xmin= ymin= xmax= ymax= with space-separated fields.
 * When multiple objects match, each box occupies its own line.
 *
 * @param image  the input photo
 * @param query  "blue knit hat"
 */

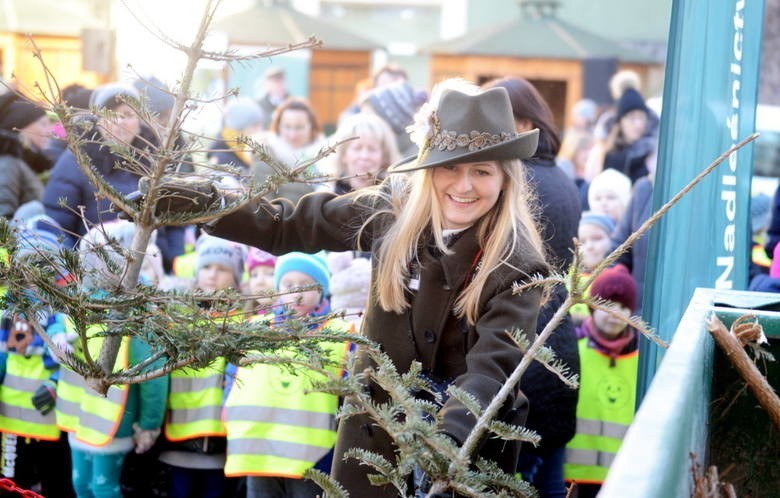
xmin=579 ymin=210 xmax=616 ymax=236
xmin=274 ymin=252 xmax=330 ymax=297
xmin=223 ymin=97 xmax=266 ymax=131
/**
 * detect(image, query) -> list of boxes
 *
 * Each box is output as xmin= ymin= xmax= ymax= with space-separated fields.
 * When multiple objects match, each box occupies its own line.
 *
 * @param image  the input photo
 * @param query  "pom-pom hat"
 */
xmin=390 ymin=86 xmax=539 ymax=173
xmin=246 ymin=247 xmax=277 ymax=272
xmin=590 ymin=265 xmax=638 ymax=313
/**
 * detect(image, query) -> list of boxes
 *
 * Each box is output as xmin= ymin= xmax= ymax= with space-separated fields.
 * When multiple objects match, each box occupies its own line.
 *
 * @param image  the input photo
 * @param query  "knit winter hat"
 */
xmin=587 ymin=169 xmax=632 ymax=213
xmin=364 ymin=81 xmax=427 ymax=134
xmin=750 ymin=193 xmax=771 ymax=235
xmin=78 ymin=220 xmax=155 ymax=290
xmin=223 ymin=97 xmax=266 ymax=131
xmin=14 ymin=215 xmax=62 ymax=260
xmin=132 ymin=76 xmax=175 ymax=115
xmin=579 ymin=210 xmax=616 ymax=236
xmin=195 ymin=235 xmax=247 ymax=284
xmin=246 ymin=247 xmax=277 ymax=272
xmin=274 ymin=251 xmax=330 ymax=297
xmin=616 ymin=88 xmax=648 ymax=120
xmin=0 ymin=92 xmax=47 ymax=131
xmin=771 ymin=243 xmax=780 ymax=279
xmin=89 ymin=82 xmax=140 ymax=111
xmin=590 ymin=265 xmax=638 ymax=313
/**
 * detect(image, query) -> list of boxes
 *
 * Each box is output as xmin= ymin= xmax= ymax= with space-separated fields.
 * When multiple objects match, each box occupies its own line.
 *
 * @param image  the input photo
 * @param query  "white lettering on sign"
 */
xmin=716 ymin=0 xmax=746 ymax=290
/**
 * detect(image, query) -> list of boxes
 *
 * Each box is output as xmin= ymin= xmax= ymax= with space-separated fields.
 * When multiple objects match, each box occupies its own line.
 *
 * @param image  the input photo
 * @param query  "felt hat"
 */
xmin=390 ymin=86 xmax=539 ymax=173
xmin=590 ymin=265 xmax=638 ymax=313
xmin=274 ymin=251 xmax=330 ymax=297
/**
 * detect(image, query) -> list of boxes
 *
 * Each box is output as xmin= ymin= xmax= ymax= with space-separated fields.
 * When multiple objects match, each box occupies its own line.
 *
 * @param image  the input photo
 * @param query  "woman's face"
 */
xmin=278 ymin=109 xmax=313 ymax=149
xmin=19 ymin=115 xmax=53 ymax=151
xmin=98 ymin=103 xmax=141 ymax=146
xmin=432 ymin=161 xmax=505 ymax=230
xmin=344 ymin=135 xmax=384 ymax=189
xmin=592 ymin=303 xmax=631 ymax=338
xmin=578 ymin=223 xmax=612 ymax=271
xmin=277 ymin=270 xmax=322 ymax=317
xmin=249 ymin=265 xmax=275 ymax=308
xmin=197 ymin=263 xmax=236 ymax=293
xmin=619 ymin=109 xmax=648 ymax=143
xmin=590 ymin=188 xmax=625 ymax=222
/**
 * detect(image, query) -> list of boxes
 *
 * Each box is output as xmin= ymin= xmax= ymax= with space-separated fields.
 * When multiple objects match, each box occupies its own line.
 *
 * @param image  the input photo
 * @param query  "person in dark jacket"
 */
xmin=483 ymin=76 xmax=580 ymax=498
xmin=137 ymin=80 xmax=549 ymax=497
xmin=42 ymin=82 xmax=185 ymax=269
xmin=0 ymin=92 xmax=54 ymax=218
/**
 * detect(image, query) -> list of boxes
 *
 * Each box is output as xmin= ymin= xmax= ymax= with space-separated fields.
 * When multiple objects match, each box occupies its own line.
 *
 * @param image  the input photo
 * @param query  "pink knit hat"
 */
xmin=246 ymin=247 xmax=277 ymax=272
xmin=770 ymin=244 xmax=780 ymax=279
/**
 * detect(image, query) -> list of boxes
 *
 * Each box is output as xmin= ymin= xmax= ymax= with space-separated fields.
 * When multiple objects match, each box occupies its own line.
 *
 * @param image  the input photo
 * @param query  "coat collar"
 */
xmin=435 ymin=224 xmax=482 ymax=292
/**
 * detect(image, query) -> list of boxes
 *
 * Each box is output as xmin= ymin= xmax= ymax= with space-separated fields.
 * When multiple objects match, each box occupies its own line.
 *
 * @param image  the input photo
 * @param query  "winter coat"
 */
xmin=0 ymin=131 xmax=49 ymax=219
xmin=519 ymin=284 xmax=579 ymax=452
xmin=524 ymin=156 xmax=581 ymax=272
xmin=603 ymin=136 xmax=656 ymax=184
xmin=42 ymin=119 xmax=186 ymax=266
xmin=765 ymin=184 xmax=780 ymax=258
xmin=208 ymin=186 xmax=548 ymax=497
xmin=611 ymin=176 xmax=653 ymax=314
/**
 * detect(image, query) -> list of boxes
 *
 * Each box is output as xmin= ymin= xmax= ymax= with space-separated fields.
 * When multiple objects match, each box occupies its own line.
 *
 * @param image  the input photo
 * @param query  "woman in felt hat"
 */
xmin=0 ymin=92 xmax=54 ymax=218
xmin=144 ymin=78 xmax=549 ymax=496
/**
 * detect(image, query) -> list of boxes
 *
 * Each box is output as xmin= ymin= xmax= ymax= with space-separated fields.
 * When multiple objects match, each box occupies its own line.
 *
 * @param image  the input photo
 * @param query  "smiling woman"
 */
xmin=150 ymin=78 xmax=550 ymax=497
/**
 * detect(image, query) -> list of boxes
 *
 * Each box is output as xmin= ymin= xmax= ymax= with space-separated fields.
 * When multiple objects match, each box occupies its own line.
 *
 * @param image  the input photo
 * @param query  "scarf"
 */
xmin=581 ymin=317 xmax=637 ymax=361
xmin=220 ymin=128 xmax=253 ymax=167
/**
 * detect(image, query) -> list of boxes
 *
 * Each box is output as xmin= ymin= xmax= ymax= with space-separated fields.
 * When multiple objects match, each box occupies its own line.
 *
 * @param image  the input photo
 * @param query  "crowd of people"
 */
xmin=1 ymin=63 xmax=766 ymax=498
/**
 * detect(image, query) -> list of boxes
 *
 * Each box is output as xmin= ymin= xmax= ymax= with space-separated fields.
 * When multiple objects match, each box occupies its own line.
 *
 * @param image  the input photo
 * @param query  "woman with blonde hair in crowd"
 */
xmin=143 ymin=78 xmax=549 ymax=497
xmin=328 ymin=112 xmax=401 ymax=194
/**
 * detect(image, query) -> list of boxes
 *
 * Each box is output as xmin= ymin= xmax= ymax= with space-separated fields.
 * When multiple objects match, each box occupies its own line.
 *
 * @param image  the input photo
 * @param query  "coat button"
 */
xmin=424 ymin=329 xmax=436 ymax=343
xmin=361 ymin=423 xmax=373 ymax=436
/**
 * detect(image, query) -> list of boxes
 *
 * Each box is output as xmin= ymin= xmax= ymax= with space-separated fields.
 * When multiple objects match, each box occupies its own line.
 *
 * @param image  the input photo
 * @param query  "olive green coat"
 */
xmin=208 ymin=189 xmax=548 ymax=497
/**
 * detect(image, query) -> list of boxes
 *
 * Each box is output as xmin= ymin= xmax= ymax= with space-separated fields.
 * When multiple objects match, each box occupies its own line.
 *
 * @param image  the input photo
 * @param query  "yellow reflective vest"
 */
xmin=564 ymin=337 xmax=638 ymax=484
xmin=0 ymin=354 xmax=59 ymax=440
xmin=55 ymin=327 xmax=130 ymax=447
xmin=164 ymin=311 xmax=243 ymax=441
xmin=223 ymin=318 xmax=352 ymax=478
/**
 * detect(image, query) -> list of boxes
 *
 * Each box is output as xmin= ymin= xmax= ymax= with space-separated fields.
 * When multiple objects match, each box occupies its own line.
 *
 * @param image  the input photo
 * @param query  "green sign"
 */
xmin=639 ymin=0 xmax=765 ymax=402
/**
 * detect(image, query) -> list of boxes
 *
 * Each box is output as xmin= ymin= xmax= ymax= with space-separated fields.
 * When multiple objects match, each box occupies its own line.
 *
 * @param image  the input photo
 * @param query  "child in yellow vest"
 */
xmin=159 ymin=235 xmax=246 ymax=498
xmin=565 ymin=265 xmax=639 ymax=498
xmin=570 ymin=211 xmax=616 ymax=325
xmin=0 ymin=216 xmax=76 ymax=497
xmin=57 ymin=220 xmax=169 ymax=498
xmin=224 ymin=251 xmax=350 ymax=498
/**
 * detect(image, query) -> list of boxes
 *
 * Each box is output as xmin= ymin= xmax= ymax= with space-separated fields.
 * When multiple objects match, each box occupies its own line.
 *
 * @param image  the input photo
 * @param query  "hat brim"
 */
xmin=389 ymin=128 xmax=539 ymax=173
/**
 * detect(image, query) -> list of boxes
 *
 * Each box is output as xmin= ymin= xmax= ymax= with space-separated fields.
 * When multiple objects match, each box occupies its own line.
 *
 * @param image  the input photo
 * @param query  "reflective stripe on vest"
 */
xmin=165 ymin=358 xmax=227 ymax=441
xmin=0 ymin=355 xmax=59 ymax=440
xmin=564 ymin=337 xmax=638 ymax=484
xmin=55 ymin=327 xmax=130 ymax=447
xmin=223 ymin=319 xmax=351 ymax=478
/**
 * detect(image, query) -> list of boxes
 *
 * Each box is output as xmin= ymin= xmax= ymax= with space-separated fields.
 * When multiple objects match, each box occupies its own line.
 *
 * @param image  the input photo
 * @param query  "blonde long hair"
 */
xmin=357 ymin=159 xmax=545 ymax=325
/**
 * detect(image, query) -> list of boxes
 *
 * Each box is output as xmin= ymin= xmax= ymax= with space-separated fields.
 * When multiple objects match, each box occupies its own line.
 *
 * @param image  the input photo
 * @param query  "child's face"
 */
xmin=277 ymin=270 xmax=322 ymax=317
xmin=197 ymin=263 xmax=236 ymax=293
xmin=578 ymin=223 xmax=612 ymax=271
xmin=249 ymin=266 xmax=275 ymax=307
xmin=592 ymin=303 xmax=631 ymax=339
xmin=590 ymin=188 xmax=624 ymax=222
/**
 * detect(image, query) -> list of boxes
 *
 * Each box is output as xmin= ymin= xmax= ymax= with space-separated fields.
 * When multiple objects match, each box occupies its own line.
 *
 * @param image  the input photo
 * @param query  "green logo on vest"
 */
xmin=597 ymin=373 xmax=631 ymax=409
